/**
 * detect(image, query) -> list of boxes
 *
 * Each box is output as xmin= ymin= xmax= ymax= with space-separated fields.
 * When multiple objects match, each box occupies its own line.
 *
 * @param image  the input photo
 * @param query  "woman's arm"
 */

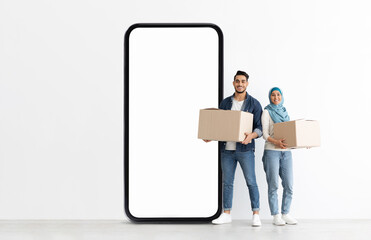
xmin=262 ymin=110 xmax=287 ymax=149
xmin=267 ymin=136 xmax=287 ymax=149
xmin=261 ymin=110 xmax=271 ymax=141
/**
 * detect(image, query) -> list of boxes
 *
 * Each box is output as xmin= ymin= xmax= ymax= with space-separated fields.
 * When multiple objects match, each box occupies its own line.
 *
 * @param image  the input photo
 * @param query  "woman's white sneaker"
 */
xmin=212 ymin=213 xmax=232 ymax=225
xmin=252 ymin=214 xmax=262 ymax=227
xmin=273 ymin=214 xmax=286 ymax=226
xmin=282 ymin=214 xmax=298 ymax=225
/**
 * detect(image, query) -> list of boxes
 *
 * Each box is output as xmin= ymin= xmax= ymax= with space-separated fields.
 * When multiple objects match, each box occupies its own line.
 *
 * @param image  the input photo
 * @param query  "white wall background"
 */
xmin=0 ymin=0 xmax=370 ymax=219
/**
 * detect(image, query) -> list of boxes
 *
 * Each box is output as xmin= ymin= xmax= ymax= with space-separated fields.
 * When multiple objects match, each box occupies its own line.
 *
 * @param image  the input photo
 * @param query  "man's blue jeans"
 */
xmin=262 ymin=150 xmax=293 ymax=215
xmin=221 ymin=150 xmax=260 ymax=211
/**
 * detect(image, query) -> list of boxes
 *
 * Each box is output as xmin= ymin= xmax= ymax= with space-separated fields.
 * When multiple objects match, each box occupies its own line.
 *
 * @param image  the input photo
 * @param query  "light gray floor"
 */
xmin=1 ymin=220 xmax=370 ymax=240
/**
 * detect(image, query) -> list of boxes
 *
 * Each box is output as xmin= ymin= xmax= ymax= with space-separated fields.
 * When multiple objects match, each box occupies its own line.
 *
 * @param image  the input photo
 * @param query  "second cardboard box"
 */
xmin=273 ymin=119 xmax=321 ymax=148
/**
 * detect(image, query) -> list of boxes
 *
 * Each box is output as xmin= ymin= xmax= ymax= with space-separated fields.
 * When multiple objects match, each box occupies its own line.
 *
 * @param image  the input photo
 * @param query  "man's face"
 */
xmin=233 ymin=75 xmax=248 ymax=93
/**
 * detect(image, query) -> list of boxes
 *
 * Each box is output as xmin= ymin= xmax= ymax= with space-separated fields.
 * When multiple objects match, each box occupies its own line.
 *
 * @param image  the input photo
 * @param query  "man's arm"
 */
xmin=241 ymin=99 xmax=263 ymax=145
xmin=241 ymin=132 xmax=258 ymax=144
xmin=219 ymin=98 xmax=225 ymax=110
xmin=252 ymin=99 xmax=263 ymax=137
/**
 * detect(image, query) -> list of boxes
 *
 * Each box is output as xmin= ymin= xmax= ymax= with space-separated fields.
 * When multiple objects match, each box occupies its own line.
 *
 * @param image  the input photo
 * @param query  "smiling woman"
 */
xmin=124 ymin=24 xmax=223 ymax=222
xmin=261 ymin=87 xmax=298 ymax=226
xmin=270 ymin=90 xmax=281 ymax=105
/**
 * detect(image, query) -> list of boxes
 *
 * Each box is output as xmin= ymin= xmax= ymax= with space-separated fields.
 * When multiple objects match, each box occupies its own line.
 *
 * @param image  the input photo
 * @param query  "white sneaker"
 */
xmin=212 ymin=213 xmax=232 ymax=225
xmin=273 ymin=214 xmax=286 ymax=226
xmin=282 ymin=214 xmax=298 ymax=225
xmin=252 ymin=214 xmax=261 ymax=227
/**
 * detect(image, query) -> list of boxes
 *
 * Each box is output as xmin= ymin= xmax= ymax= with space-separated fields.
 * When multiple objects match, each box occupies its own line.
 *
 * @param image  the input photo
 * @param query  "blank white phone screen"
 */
xmin=128 ymin=26 xmax=219 ymax=218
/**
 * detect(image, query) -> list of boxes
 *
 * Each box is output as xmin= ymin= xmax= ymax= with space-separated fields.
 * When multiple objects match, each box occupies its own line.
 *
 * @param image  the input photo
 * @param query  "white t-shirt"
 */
xmin=261 ymin=109 xmax=288 ymax=151
xmin=225 ymin=98 xmax=244 ymax=151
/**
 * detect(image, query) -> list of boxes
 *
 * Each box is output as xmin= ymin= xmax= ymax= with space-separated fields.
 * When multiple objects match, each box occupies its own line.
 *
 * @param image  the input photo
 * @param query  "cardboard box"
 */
xmin=273 ymin=119 xmax=321 ymax=149
xmin=198 ymin=108 xmax=253 ymax=142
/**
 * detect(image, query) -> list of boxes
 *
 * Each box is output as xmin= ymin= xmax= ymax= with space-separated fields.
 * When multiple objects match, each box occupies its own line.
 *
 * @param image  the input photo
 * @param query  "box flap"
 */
xmin=293 ymin=119 xmax=318 ymax=122
xmin=203 ymin=108 xmax=219 ymax=110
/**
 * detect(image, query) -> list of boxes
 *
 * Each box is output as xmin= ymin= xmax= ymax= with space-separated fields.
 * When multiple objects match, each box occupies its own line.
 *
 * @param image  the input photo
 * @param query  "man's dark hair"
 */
xmin=234 ymin=70 xmax=249 ymax=81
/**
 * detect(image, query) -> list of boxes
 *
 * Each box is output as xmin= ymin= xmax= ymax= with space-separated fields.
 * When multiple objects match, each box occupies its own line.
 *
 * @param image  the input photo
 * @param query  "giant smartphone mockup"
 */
xmin=124 ymin=23 xmax=223 ymax=221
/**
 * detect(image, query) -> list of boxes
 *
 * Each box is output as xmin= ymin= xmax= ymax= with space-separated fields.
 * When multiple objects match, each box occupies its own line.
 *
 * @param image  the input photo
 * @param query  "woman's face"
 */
xmin=270 ymin=90 xmax=282 ymax=105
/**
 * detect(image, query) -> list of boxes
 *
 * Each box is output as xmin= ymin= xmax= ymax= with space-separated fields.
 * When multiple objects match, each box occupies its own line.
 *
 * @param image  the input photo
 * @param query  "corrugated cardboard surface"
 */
xmin=274 ymin=121 xmax=297 ymax=148
xmin=198 ymin=109 xmax=253 ymax=142
xmin=239 ymin=112 xmax=253 ymax=141
xmin=295 ymin=120 xmax=321 ymax=147
xmin=273 ymin=120 xmax=320 ymax=149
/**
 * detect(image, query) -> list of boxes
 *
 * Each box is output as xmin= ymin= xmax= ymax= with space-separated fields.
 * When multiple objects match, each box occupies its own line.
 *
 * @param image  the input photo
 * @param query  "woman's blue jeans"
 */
xmin=221 ymin=150 xmax=260 ymax=211
xmin=262 ymin=150 xmax=293 ymax=215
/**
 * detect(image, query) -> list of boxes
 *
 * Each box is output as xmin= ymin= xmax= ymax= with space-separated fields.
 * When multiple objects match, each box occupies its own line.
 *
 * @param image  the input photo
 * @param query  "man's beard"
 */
xmin=235 ymin=88 xmax=245 ymax=93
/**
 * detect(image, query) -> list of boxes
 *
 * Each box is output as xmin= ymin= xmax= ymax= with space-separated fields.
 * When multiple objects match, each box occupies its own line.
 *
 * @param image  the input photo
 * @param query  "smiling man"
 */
xmin=206 ymin=70 xmax=263 ymax=226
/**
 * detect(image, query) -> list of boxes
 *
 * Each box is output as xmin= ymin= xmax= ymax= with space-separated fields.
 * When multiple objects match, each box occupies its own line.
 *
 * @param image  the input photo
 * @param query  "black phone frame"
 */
xmin=124 ymin=23 xmax=224 ymax=222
